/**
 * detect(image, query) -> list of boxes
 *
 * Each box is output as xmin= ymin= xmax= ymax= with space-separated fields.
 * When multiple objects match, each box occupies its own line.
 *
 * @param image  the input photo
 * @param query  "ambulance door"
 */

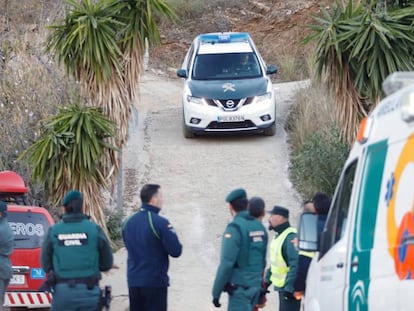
xmin=347 ymin=140 xmax=388 ymax=310
xmin=306 ymin=160 xmax=357 ymax=311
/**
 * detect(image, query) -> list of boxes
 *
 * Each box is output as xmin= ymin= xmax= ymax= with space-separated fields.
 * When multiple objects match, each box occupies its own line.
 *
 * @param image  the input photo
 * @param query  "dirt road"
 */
xmin=102 ymin=72 xmax=308 ymax=311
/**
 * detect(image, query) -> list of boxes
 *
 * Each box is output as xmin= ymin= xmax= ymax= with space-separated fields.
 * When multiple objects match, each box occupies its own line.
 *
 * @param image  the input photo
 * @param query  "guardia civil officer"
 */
xmin=212 ymin=188 xmax=268 ymax=311
xmin=0 ymin=201 xmax=13 ymax=311
xmin=41 ymin=190 xmax=113 ymax=311
xmin=265 ymin=206 xmax=300 ymax=311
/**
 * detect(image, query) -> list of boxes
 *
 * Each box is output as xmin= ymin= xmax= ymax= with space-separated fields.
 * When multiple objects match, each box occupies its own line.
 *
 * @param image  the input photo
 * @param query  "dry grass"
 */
xmin=0 ymin=34 xmax=78 ymax=200
xmin=286 ymin=81 xmax=336 ymax=149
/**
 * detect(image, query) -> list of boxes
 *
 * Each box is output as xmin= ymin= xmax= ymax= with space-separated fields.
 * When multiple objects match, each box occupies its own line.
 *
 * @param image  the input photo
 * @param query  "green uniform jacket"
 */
xmin=41 ymin=213 xmax=113 ymax=279
xmin=265 ymin=222 xmax=298 ymax=293
xmin=212 ymin=210 xmax=268 ymax=300
xmin=0 ymin=217 xmax=14 ymax=280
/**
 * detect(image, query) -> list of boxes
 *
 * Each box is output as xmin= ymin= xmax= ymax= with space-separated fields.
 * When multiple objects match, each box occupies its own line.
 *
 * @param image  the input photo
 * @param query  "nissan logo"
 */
xmin=226 ymin=100 xmax=235 ymax=108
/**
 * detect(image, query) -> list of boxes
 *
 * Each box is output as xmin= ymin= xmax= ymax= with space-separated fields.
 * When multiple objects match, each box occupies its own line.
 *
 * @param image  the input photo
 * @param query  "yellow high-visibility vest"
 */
xmin=299 ymin=249 xmax=315 ymax=258
xmin=269 ymin=227 xmax=297 ymax=287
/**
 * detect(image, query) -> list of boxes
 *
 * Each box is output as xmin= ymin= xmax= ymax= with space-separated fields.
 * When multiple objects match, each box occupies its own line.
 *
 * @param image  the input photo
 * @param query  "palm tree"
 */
xmin=305 ymin=1 xmax=414 ymax=144
xmin=19 ymin=104 xmax=118 ymax=230
xmin=42 ymin=0 xmax=176 ymax=227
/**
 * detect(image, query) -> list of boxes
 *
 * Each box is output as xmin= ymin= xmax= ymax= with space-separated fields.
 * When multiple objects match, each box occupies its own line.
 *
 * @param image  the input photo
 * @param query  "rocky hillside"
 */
xmin=151 ymin=0 xmax=332 ymax=78
xmin=1 ymin=0 xmax=332 ymax=77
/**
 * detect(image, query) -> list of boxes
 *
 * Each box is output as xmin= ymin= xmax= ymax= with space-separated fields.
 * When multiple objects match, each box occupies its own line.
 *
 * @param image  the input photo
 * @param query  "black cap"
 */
xmin=249 ymin=197 xmax=265 ymax=218
xmin=225 ymin=188 xmax=247 ymax=203
xmin=268 ymin=205 xmax=289 ymax=218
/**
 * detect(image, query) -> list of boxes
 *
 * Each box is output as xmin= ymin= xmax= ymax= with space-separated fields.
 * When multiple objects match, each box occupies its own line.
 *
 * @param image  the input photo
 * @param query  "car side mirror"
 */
xmin=176 ymin=69 xmax=188 ymax=78
xmin=298 ymin=212 xmax=318 ymax=252
xmin=266 ymin=65 xmax=278 ymax=75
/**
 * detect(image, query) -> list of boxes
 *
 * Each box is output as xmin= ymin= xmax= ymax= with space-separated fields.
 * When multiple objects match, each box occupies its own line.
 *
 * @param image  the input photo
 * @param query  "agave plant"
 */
xmin=305 ymin=0 xmax=414 ymax=144
xmin=42 ymin=0 xmax=176 ymax=228
xmin=19 ymin=104 xmax=118 ymax=231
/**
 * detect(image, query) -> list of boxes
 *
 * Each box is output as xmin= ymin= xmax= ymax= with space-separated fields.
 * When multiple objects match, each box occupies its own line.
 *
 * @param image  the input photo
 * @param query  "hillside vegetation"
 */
xmin=0 ymin=0 xmax=343 ymax=211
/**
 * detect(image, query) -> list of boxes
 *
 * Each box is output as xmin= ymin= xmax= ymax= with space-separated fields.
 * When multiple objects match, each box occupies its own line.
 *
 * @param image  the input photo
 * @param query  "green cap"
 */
xmin=226 ymin=188 xmax=247 ymax=203
xmin=62 ymin=190 xmax=82 ymax=206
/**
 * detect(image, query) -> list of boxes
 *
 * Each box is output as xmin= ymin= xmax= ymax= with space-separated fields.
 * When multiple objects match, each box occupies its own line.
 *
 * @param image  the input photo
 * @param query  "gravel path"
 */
xmin=102 ymin=72 xmax=308 ymax=311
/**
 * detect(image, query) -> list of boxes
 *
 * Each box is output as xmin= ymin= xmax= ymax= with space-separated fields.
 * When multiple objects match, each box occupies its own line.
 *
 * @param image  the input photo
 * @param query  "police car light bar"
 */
xmin=199 ymin=32 xmax=250 ymax=44
xmin=382 ymin=72 xmax=414 ymax=96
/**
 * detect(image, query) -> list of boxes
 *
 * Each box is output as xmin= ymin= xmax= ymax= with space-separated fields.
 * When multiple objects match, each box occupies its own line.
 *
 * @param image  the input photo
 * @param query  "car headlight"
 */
xmin=186 ymin=95 xmax=204 ymax=105
xmin=255 ymin=92 xmax=272 ymax=104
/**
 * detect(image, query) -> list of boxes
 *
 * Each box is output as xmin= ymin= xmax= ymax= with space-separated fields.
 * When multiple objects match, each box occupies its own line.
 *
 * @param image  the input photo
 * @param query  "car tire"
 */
xmin=263 ymin=123 xmax=276 ymax=136
xmin=182 ymin=120 xmax=195 ymax=138
xmin=183 ymin=126 xmax=195 ymax=138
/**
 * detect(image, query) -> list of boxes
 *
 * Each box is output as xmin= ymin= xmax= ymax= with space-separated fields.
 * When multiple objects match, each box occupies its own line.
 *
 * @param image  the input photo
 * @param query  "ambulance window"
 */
xmin=319 ymin=160 xmax=357 ymax=258
xmin=7 ymin=211 xmax=50 ymax=249
xmin=355 ymin=140 xmax=387 ymax=251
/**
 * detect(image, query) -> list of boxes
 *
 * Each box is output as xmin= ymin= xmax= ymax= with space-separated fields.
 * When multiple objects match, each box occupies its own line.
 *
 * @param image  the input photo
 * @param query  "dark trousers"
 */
xmin=278 ymin=291 xmax=301 ymax=311
xmin=51 ymin=283 xmax=100 ymax=311
xmin=128 ymin=286 xmax=167 ymax=311
xmin=228 ymin=286 xmax=261 ymax=311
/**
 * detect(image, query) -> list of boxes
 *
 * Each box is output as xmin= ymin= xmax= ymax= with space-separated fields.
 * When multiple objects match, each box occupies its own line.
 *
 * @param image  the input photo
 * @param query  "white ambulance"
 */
xmin=298 ymin=72 xmax=414 ymax=311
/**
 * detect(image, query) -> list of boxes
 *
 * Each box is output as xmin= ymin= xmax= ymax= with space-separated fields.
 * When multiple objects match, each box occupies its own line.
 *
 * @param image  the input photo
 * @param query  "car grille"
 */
xmin=205 ymin=97 xmax=254 ymax=110
xmin=207 ymin=120 xmax=256 ymax=130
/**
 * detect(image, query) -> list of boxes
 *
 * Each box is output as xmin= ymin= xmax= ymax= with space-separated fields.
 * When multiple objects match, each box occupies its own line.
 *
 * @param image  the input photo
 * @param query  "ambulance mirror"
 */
xmin=298 ymin=212 xmax=318 ymax=252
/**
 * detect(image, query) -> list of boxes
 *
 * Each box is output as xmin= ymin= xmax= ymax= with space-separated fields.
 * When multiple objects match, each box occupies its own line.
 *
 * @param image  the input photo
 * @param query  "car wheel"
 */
xmin=183 ymin=121 xmax=195 ymax=138
xmin=263 ymin=123 xmax=276 ymax=136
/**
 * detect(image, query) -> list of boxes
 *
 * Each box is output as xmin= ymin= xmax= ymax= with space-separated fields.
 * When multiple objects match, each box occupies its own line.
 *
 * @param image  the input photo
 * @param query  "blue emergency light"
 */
xmin=199 ymin=32 xmax=250 ymax=44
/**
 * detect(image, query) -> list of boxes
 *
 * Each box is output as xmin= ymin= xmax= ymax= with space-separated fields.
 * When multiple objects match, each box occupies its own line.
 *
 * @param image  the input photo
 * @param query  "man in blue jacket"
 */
xmin=122 ymin=184 xmax=182 ymax=311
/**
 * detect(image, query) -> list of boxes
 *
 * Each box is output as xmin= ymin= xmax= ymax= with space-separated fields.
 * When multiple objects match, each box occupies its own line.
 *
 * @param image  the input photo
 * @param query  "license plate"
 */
xmin=217 ymin=115 xmax=244 ymax=122
xmin=10 ymin=274 xmax=25 ymax=285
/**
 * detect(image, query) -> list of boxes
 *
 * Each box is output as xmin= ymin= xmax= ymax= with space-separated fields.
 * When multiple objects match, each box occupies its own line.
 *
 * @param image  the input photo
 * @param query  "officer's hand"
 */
xmin=293 ymin=291 xmax=303 ymax=300
xmin=213 ymin=298 xmax=221 ymax=308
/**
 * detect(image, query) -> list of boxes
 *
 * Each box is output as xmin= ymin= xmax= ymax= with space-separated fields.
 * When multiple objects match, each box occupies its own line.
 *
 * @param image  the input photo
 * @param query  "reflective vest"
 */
xmin=269 ymin=227 xmax=297 ymax=287
xmin=51 ymin=216 xmax=99 ymax=279
xmin=299 ymin=250 xmax=315 ymax=258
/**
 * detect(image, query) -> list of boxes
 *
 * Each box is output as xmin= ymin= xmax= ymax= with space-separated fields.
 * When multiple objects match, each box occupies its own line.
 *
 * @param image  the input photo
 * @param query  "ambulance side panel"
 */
xmin=348 ymin=139 xmax=389 ymax=310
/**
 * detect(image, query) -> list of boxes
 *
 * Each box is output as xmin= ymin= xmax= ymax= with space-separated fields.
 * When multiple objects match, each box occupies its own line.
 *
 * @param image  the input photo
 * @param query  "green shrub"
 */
xmin=289 ymin=124 xmax=349 ymax=200
xmin=105 ymin=208 xmax=125 ymax=247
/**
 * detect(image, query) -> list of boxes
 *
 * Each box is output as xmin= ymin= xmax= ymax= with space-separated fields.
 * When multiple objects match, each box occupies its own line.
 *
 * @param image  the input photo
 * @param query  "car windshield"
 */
xmin=192 ymin=52 xmax=262 ymax=80
xmin=7 ymin=211 xmax=51 ymax=249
